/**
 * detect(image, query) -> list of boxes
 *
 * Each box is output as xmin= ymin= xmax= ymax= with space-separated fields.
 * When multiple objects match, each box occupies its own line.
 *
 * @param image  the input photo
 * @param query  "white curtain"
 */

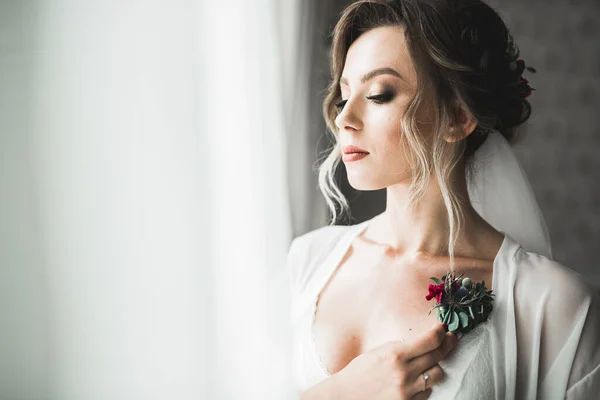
xmin=0 ymin=0 xmax=311 ymax=399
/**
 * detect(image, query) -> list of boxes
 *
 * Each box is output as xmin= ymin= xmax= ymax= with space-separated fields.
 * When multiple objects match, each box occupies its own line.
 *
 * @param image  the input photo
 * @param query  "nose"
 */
xmin=334 ymin=98 xmax=363 ymax=132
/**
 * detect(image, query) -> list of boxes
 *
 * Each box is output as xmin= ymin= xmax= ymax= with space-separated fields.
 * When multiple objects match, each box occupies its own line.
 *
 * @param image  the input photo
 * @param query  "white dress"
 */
xmin=287 ymin=218 xmax=600 ymax=399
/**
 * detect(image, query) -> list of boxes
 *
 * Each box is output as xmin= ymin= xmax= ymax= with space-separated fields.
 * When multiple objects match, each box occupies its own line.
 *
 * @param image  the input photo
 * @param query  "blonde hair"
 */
xmin=318 ymin=0 xmax=532 ymax=269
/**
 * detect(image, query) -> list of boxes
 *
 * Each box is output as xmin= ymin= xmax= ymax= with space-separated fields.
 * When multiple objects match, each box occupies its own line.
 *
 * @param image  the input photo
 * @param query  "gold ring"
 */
xmin=422 ymin=372 xmax=429 ymax=391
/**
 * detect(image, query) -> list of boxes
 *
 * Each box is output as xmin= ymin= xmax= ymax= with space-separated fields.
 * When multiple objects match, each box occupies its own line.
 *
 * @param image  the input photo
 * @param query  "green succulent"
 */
xmin=427 ymin=272 xmax=495 ymax=334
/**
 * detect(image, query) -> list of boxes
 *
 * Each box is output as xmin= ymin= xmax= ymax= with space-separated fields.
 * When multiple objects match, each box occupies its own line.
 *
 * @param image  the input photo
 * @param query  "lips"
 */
xmin=342 ymin=152 xmax=369 ymax=162
xmin=342 ymin=145 xmax=369 ymax=163
xmin=343 ymin=145 xmax=369 ymax=155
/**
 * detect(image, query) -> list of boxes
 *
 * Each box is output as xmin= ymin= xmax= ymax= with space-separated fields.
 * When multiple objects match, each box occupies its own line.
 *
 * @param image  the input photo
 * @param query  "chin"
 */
xmin=346 ymin=175 xmax=386 ymax=191
xmin=346 ymin=167 xmax=410 ymax=191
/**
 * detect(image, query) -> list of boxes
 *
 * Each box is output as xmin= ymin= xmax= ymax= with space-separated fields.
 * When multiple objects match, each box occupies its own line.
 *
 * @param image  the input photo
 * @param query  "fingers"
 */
xmin=407 ymin=331 xmax=458 ymax=374
xmin=411 ymin=388 xmax=432 ymax=400
xmin=409 ymin=364 xmax=444 ymax=398
xmin=404 ymin=324 xmax=447 ymax=360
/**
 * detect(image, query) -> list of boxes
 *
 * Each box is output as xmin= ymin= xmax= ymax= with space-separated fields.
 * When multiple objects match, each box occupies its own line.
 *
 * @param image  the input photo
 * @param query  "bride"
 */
xmin=287 ymin=0 xmax=600 ymax=399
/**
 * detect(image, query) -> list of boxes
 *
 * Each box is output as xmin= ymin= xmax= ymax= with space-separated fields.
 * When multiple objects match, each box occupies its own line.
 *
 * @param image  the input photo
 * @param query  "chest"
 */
xmin=312 ymin=249 xmax=493 ymax=375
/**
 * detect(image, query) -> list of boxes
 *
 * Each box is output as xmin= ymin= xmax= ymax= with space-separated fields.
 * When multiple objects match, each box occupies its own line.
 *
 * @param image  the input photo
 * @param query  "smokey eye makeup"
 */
xmin=366 ymin=89 xmax=395 ymax=104
xmin=335 ymin=85 xmax=397 ymax=111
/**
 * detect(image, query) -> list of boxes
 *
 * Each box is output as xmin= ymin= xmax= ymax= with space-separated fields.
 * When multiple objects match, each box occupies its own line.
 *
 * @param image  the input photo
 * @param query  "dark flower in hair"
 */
xmin=510 ymin=58 xmax=536 ymax=98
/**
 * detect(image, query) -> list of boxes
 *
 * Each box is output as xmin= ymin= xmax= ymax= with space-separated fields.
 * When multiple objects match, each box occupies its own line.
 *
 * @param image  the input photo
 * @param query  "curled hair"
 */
xmin=318 ymin=0 xmax=533 ymax=268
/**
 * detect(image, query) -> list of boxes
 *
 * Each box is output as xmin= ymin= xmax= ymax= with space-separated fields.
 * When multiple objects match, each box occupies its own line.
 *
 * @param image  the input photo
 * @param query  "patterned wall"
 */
xmin=307 ymin=0 xmax=600 ymax=284
xmin=488 ymin=0 xmax=600 ymax=283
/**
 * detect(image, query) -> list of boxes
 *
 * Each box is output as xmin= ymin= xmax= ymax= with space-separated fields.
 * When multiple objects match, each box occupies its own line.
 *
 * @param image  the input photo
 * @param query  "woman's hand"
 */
xmin=301 ymin=323 xmax=457 ymax=400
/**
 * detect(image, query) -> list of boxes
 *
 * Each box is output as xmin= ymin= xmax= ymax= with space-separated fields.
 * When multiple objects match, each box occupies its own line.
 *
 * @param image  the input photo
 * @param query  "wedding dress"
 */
xmin=286 ymin=132 xmax=600 ymax=399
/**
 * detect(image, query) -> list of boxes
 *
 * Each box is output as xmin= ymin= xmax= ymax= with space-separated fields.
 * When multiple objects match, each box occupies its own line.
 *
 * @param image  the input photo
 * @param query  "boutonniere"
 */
xmin=426 ymin=272 xmax=494 ymax=334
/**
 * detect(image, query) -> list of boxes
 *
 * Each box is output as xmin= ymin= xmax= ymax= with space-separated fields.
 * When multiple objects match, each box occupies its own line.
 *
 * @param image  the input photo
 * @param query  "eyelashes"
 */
xmin=368 ymin=91 xmax=395 ymax=104
xmin=334 ymin=100 xmax=347 ymax=111
xmin=335 ymin=91 xmax=395 ymax=111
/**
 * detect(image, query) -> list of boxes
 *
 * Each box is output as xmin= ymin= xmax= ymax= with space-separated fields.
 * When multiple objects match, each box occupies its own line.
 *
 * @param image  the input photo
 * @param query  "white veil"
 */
xmin=467 ymin=130 xmax=553 ymax=259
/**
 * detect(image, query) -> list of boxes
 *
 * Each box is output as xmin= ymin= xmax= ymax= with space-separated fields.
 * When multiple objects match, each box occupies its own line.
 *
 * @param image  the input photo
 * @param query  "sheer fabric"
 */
xmin=467 ymin=131 xmax=553 ymax=260
xmin=287 ymin=219 xmax=600 ymax=399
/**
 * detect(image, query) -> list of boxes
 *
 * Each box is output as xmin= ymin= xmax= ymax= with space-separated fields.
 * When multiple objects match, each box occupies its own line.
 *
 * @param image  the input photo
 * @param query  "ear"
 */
xmin=446 ymin=104 xmax=478 ymax=143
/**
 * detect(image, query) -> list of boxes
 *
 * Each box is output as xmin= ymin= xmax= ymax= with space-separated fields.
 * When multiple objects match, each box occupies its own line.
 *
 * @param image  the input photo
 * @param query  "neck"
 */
xmin=371 ymin=167 xmax=491 ymax=258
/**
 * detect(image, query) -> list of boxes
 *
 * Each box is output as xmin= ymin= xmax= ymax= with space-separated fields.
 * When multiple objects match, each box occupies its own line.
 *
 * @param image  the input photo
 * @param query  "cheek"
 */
xmin=365 ymin=99 xmax=409 ymax=154
xmin=377 ymin=99 xmax=407 ymax=137
xmin=377 ymin=114 xmax=410 ymax=166
xmin=379 ymin=112 xmax=403 ymax=147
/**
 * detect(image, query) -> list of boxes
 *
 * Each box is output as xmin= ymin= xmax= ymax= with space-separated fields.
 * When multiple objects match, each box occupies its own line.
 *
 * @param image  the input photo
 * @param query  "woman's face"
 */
xmin=336 ymin=25 xmax=433 ymax=191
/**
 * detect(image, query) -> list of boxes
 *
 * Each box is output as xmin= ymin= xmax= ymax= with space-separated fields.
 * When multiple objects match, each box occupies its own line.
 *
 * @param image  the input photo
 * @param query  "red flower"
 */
xmin=426 ymin=283 xmax=445 ymax=303
xmin=436 ymin=290 xmax=444 ymax=303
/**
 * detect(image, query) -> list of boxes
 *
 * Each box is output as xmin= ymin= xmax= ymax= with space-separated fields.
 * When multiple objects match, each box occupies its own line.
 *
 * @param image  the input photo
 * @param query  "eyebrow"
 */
xmin=340 ymin=67 xmax=405 ymax=86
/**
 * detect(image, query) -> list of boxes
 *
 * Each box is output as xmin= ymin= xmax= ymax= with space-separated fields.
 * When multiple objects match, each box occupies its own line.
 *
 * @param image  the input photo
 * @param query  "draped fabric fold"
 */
xmin=1 ymin=0 xmax=308 ymax=398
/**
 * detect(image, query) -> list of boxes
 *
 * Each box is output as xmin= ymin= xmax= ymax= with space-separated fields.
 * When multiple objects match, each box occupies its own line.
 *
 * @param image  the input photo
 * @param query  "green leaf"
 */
xmin=459 ymin=311 xmax=469 ymax=328
xmin=442 ymin=309 xmax=451 ymax=324
xmin=430 ymin=277 xmax=441 ymax=285
xmin=469 ymin=305 xmax=475 ymax=320
xmin=448 ymin=311 xmax=459 ymax=332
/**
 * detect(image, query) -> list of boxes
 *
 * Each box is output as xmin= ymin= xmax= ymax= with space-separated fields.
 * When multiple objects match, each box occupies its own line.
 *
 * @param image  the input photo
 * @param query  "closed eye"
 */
xmin=335 ymin=91 xmax=395 ymax=111
xmin=335 ymin=99 xmax=347 ymax=111
xmin=367 ymin=92 xmax=394 ymax=104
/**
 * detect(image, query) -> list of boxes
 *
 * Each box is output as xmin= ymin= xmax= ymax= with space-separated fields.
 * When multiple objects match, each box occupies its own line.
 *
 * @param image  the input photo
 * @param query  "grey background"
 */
xmin=303 ymin=0 xmax=600 ymax=284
